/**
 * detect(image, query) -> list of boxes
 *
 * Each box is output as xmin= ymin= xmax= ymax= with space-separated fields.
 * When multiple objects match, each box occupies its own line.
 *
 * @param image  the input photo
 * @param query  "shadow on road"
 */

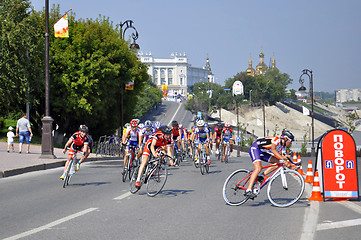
xmin=70 ymin=181 xmax=112 ymax=187
xmin=158 ymin=189 xmax=195 ymax=197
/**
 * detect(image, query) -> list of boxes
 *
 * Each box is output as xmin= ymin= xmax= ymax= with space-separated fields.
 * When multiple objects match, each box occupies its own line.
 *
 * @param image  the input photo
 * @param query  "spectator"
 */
xmin=16 ymin=113 xmax=33 ymax=154
xmin=7 ymin=126 xmax=16 ymax=153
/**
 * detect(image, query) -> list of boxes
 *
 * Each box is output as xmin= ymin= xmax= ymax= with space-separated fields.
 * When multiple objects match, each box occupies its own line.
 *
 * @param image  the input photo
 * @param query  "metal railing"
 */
xmin=96 ymin=135 xmax=124 ymax=157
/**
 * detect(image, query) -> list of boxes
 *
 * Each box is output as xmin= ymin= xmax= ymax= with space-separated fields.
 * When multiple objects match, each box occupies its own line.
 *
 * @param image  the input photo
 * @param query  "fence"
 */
xmin=96 ymin=135 xmax=123 ymax=157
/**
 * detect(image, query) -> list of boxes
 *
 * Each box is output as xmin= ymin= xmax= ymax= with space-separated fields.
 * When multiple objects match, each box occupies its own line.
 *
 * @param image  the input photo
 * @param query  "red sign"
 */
xmin=321 ymin=129 xmax=358 ymax=198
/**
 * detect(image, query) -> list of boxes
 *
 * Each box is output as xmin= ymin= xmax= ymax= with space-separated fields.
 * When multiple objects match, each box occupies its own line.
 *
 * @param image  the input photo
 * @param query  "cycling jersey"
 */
xmin=222 ymin=127 xmax=234 ymax=139
xmin=143 ymin=132 xmax=172 ymax=157
xmin=194 ymin=127 xmax=209 ymax=143
xmin=249 ymin=136 xmax=285 ymax=163
xmin=125 ymin=127 xmax=142 ymax=142
xmin=180 ymin=127 xmax=187 ymax=139
xmin=214 ymin=126 xmax=222 ymax=138
xmin=142 ymin=128 xmax=155 ymax=144
xmin=70 ymin=131 xmax=89 ymax=150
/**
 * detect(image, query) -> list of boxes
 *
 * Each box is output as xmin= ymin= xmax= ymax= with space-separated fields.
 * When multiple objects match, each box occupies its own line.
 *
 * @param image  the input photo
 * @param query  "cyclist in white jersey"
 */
xmin=122 ymin=119 xmax=143 ymax=175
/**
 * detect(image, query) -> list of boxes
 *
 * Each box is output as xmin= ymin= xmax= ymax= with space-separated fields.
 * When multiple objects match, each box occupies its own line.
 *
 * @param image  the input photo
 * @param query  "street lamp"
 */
xmin=299 ymin=69 xmax=315 ymax=156
xmin=249 ymin=89 xmax=253 ymax=105
xmin=119 ymin=20 xmax=140 ymax=137
xmin=40 ymin=0 xmax=55 ymax=158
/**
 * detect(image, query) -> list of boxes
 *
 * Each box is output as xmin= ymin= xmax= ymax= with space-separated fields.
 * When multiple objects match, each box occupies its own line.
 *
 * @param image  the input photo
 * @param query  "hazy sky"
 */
xmin=32 ymin=0 xmax=361 ymax=93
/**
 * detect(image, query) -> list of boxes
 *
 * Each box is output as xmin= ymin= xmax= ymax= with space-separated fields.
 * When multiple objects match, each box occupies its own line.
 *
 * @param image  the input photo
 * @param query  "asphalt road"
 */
xmin=1 ymin=101 xmax=361 ymax=240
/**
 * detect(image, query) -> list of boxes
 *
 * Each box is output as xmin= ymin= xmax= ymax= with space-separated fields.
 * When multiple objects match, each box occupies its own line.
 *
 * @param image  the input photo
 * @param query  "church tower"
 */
xmin=271 ymin=52 xmax=278 ymax=70
xmin=256 ymin=49 xmax=268 ymax=75
xmin=205 ymin=54 xmax=214 ymax=82
xmin=246 ymin=54 xmax=255 ymax=76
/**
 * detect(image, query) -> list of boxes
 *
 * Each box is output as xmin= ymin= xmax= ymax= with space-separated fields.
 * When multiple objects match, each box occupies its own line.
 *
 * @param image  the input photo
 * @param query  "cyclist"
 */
xmin=139 ymin=120 xmax=154 ymax=156
xmin=60 ymin=125 xmax=90 ymax=179
xmin=221 ymin=122 xmax=235 ymax=162
xmin=205 ymin=122 xmax=213 ymax=154
xmin=153 ymin=121 xmax=162 ymax=133
xmin=122 ymin=119 xmax=143 ymax=175
xmin=191 ymin=119 xmax=211 ymax=165
xmin=245 ymin=129 xmax=295 ymax=197
xmin=171 ymin=120 xmax=182 ymax=152
xmin=213 ymin=122 xmax=223 ymax=155
xmin=135 ymin=125 xmax=173 ymax=188
xmin=179 ymin=123 xmax=188 ymax=153
xmin=188 ymin=119 xmax=198 ymax=158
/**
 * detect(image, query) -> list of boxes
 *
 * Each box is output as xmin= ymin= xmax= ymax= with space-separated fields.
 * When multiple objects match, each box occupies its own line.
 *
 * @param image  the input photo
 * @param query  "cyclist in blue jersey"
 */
xmin=191 ymin=119 xmax=211 ymax=165
xmin=139 ymin=120 xmax=154 ymax=157
xmin=221 ymin=122 xmax=235 ymax=162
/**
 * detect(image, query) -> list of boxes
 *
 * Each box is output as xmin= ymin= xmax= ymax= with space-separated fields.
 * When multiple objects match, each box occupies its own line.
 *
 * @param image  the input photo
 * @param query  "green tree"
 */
xmin=133 ymin=82 xmax=163 ymax=119
xmin=0 ymin=0 xmax=44 ymax=117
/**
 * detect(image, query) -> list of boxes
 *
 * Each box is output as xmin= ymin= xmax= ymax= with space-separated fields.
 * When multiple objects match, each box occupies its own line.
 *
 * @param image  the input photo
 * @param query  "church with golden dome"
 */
xmin=246 ymin=50 xmax=278 ymax=76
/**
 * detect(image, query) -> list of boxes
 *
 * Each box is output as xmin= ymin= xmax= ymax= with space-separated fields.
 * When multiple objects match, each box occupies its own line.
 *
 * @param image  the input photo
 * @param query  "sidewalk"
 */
xmin=0 ymin=141 xmax=106 ymax=178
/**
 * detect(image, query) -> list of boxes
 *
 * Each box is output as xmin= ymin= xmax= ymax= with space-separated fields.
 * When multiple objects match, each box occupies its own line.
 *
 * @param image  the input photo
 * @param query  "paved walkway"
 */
xmin=0 ymin=141 xmax=105 ymax=178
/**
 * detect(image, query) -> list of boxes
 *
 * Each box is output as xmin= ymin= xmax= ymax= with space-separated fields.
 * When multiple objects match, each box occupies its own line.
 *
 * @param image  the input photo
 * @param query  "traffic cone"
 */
xmin=305 ymin=160 xmax=314 ymax=184
xmin=297 ymin=155 xmax=306 ymax=176
xmin=308 ymin=171 xmax=324 ymax=201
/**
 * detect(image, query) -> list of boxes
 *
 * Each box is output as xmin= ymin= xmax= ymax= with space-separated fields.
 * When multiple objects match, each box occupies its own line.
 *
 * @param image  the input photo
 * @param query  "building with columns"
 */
xmin=139 ymin=52 xmax=214 ymax=97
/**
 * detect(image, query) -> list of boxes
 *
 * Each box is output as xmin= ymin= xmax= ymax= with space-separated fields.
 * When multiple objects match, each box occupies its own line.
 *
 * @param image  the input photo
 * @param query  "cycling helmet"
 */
xmin=225 ymin=122 xmax=230 ymax=127
xmin=160 ymin=125 xmax=172 ymax=135
xmin=204 ymin=122 xmax=209 ymax=128
xmin=139 ymin=123 xmax=144 ymax=129
xmin=79 ymin=125 xmax=89 ymax=133
xmin=130 ymin=119 xmax=138 ymax=127
xmin=145 ymin=120 xmax=152 ymax=129
xmin=179 ymin=123 xmax=183 ymax=128
xmin=197 ymin=119 xmax=205 ymax=127
xmin=171 ymin=120 xmax=178 ymax=127
xmin=154 ymin=121 xmax=162 ymax=129
xmin=281 ymin=129 xmax=295 ymax=141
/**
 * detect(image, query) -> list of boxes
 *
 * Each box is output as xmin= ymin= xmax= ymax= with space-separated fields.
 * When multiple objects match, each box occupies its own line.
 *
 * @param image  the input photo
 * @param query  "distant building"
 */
xmin=139 ymin=52 xmax=213 ymax=97
xmin=336 ymin=89 xmax=361 ymax=103
xmin=246 ymin=50 xmax=278 ymax=76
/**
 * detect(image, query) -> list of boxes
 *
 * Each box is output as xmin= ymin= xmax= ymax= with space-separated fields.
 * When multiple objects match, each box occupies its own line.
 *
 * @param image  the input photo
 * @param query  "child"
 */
xmin=7 ymin=126 xmax=15 ymax=153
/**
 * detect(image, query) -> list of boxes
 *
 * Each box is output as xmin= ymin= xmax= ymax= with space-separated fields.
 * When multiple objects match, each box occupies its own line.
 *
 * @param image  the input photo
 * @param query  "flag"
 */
xmin=125 ymin=80 xmax=134 ymax=90
xmin=54 ymin=14 xmax=69 ymax=38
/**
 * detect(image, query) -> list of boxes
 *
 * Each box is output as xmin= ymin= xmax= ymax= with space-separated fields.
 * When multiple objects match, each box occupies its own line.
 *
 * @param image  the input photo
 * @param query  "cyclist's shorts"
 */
xmin=69 ymin=143 xmax=87 ymax=156
xmin=249 ymin=142 xmax=272 ymax=163
xmin=216 ymin=135 xmax=221 ymax=139
xmin=195 ymin=138 xmax=207 ymax=144
xmin=143 ymin=141 xmax=163 ymax=157
xmin=126 ymin=140 xmax=138 ymax=151
xmin=223 ymin=137 xmax=231 ymax=144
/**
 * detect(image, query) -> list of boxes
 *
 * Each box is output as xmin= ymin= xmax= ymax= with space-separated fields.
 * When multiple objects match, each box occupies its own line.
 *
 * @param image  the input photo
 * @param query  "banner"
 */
xmin=125 ymin=80 xmax=134 ymax=90
xmin=232 ymin=80 xmax=244 ymax=96
xmin=161 ymin=85 xmax=168 ymax=97
xmin=319 ymin=129 xmax=359 ymax=199
xmin=54 ymin=13 xmax=69 ymax=38
xmin=302 ymin=106 xmax=310 ymax=116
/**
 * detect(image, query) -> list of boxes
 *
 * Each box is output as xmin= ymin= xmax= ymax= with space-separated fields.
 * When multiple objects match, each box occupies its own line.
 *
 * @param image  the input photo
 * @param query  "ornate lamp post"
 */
xmin=119 ymin=20 xmax=140 ymax=136
xmin=299 ymin=69 xmax=315 ymax=156
xmin=40 ymin=0 xmax=55 ymax=158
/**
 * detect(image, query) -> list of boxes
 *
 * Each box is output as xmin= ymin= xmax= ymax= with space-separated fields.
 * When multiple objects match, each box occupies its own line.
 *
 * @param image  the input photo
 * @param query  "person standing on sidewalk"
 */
xmin=16 ymin=113 xmax=33 ymax=154
xmin=7 ymin=126 xmax=16 ymax=152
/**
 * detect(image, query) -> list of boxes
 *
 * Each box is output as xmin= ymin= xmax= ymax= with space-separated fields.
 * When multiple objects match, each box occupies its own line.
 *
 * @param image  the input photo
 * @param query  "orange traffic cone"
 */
xmin=297 ymin=155 xmax=306 ymax=176
xmin=308 ymin=171 xmax=324 ymax=201
xmin=305 ymin=160 xmax=314 ymax=183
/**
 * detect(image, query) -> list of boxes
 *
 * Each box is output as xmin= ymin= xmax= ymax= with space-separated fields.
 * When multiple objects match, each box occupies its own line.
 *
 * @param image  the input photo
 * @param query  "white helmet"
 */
xmin=197 ymin=119 xmax=205 ymax=127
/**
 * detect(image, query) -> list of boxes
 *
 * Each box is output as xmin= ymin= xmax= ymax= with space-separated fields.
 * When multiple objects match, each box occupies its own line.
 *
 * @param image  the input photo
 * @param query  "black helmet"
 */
xmin=281 ymin=129 xmax=294 ymax=141
xmin=171 ymin=120 xmax=178 ymax=127
xmin=79 ymin=125 xmax=89 ymax=133
xmin=160 ymin=125 xmax=172 ymax=135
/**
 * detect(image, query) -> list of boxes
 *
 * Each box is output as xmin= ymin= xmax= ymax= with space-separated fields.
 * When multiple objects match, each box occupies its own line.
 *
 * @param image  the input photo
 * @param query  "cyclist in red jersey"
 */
xmin=135 ymin=125 xmax=173 ymax=188
xmin=213 ymin=122 xmax=223 ymax=155
xmin=171 ymin=120 xmax=181 ymax=153
xmin=60 ymin=125 xmax=90 ymax=179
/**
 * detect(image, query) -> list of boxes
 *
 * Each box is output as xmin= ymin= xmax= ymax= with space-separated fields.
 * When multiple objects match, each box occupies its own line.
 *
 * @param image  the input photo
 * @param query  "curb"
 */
xmin=0 ymin=156 xmax=122 ymax=179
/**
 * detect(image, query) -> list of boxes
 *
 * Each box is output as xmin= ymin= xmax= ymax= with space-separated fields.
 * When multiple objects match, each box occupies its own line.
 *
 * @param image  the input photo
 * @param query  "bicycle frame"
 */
xmin=236 ymin=162 xmax=286 ymax=190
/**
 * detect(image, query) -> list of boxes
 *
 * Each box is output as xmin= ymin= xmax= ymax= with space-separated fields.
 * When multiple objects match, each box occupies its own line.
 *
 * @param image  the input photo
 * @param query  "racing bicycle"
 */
xmin=62 ymin=148 xmax=83 ymax=188
xmin=129 ymin=152 xmax=170 ymax=197
xmin=122 ymin=145 xmax=139 ymax=182
xmin=222 ymin=158 xmax=305 ymax=207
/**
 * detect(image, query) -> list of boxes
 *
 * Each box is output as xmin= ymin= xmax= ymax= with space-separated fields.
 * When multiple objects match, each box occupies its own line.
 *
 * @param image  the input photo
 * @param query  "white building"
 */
xmin=336 ymin=88 xmax=361 ymax=103
xmin=139 ymin=52 xmax=214 ymax=97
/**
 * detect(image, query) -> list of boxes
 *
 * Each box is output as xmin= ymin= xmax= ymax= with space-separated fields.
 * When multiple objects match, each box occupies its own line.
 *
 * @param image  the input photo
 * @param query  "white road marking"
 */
xmin=317 ymin=218 xmax=361 ymax=231
xmin=3 ymin=208 xmax=98 ymax=240
xmin=168 ymin=102 xmax=182 ymax=126
xmin=113 ymin=191 xmax=132 ymax=200
xmin=300 ymin=200 xmax=320 ymax=240
xmin=338 ymin=201 xmax=361 ymax=214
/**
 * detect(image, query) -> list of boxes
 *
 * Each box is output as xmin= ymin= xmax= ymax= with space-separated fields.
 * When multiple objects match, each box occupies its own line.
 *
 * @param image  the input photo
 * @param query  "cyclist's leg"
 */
xmin=263 ymin=156 xmax=279 ymax=175
xmin=136 ymin=153 xmax=149 ymax=183
xmin=246 ymin=143 xmax=263 ymax=192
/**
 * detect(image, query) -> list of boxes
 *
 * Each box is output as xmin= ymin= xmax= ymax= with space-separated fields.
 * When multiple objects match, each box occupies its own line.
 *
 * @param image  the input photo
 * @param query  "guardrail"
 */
xmin=96 ymin=135 xmax=124 ymax=157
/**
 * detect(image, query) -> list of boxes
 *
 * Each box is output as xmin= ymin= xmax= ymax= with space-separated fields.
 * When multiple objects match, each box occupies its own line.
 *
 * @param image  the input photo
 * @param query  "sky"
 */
xmin=32 ymin=0 xmax=361 ymax=93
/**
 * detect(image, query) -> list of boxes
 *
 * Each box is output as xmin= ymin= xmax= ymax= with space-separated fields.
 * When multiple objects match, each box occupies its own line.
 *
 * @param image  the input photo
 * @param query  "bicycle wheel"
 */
xmin=200 ymin=153 xmax=206 ymax=175
xmin=122 ymin=154 xmax=131 ymax=182
xmin=129 ymin=166 xmax=141 ymax=194
xmin=63 ymin=160 xmax=74 ymax=188
xmin=146 ymin=159 xmax=168 ymax=197
xmin=205 ymin=159 xmax=210 ymax=173
xmin=223 ymin=169 xmax=251 ymax=206
xmin=267 ymin=169 xmax=305 ymax=207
